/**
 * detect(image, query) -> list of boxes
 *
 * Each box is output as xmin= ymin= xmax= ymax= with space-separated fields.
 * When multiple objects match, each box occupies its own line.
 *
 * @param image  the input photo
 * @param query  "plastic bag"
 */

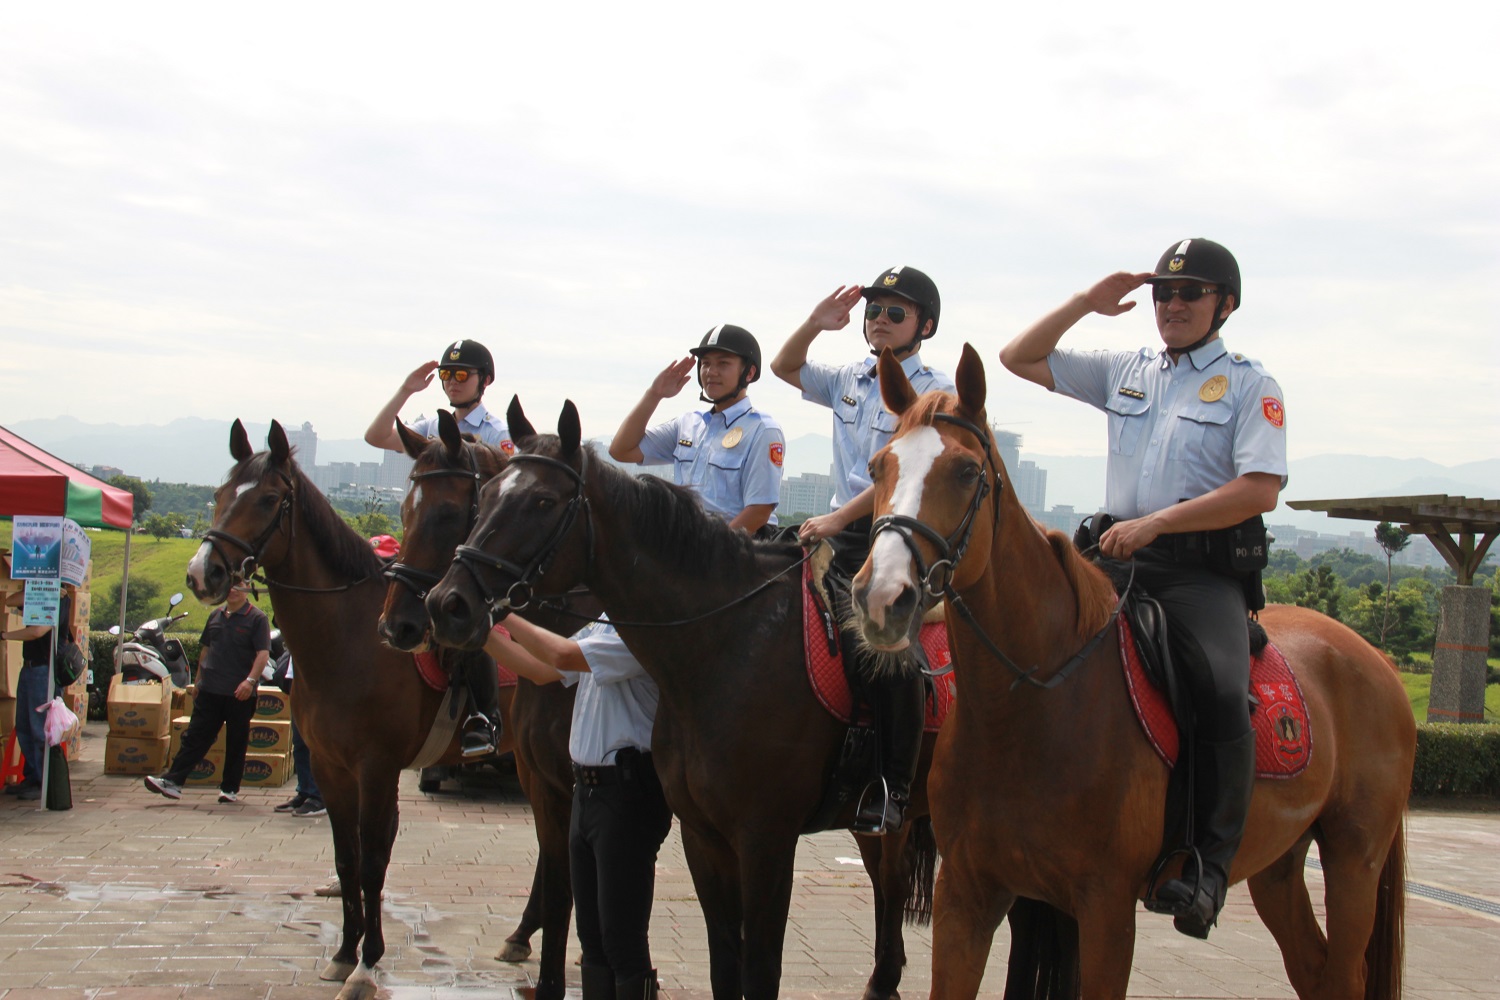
xmin=41 ymin=697 xmax=80 ymax=748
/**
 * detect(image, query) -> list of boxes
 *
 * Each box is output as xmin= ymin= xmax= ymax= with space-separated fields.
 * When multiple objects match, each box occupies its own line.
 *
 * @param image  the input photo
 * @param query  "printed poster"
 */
xmin=23 ymin=579 xmax=61 ymax=627
xmin=10 ymin=516 xmax=62 ymax=579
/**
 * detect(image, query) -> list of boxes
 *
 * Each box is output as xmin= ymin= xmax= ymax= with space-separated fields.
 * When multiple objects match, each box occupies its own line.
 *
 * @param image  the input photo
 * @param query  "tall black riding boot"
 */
xmin=1157 ymin=730 xmax=1256 ymax=938
xmin=615 ymin=968 xmax=658 ymax=1000
xmin=853 ymin=671 xmax=925 ymax=835
xmin=461 ymin=655 xmax=503 ymax=757
xmin=581 ymin=964 xmax=617 ymax=1000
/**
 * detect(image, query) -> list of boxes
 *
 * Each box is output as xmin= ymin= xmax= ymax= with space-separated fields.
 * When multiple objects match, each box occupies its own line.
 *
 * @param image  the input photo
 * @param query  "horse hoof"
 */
xmin=321 ymin=959 xmax=357 ymax=982
xmin=496 ymin=940 xmax=532 ymax=962
xmin=334 ymin=963 xmax=379 ymax=1000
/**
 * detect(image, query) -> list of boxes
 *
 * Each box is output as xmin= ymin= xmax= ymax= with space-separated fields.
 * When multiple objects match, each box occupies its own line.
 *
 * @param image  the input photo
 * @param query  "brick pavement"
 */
xmin=1 ymin=721 xmax=1496 ymax=999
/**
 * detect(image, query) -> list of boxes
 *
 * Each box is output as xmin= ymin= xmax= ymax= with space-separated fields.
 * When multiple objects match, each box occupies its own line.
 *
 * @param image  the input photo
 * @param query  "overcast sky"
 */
xmin=2 ymin=3 xmax=1496 ymax=469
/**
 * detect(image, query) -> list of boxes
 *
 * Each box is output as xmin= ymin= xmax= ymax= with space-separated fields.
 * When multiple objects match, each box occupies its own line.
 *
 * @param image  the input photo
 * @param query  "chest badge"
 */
xmin=721 ymin=427 xmax=744 ymax=449
xmin=840 ymin=395 xmax=858 ymax=407
xmin=677 ymin=438 xmax=693 ymax=448
xmin=1199 ymin=375 xmax=1229 ymax=402
xmin=1117 ymin=387 xmax=1146 ymax=400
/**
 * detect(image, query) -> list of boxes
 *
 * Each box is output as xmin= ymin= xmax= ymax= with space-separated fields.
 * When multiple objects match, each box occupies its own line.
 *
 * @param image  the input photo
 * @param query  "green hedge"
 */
xmin=1411 ymin=723 xmax=1500 ymax=796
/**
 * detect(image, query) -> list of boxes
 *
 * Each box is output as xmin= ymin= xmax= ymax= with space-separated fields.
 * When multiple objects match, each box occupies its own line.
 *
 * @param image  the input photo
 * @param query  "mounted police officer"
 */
xmin=771 ymin=266 xmax=955 ymax=835
xmin=365 ymin=338 xmax=515 ymax=756
xmin=609 ymin=325 xmax=785 ymax=535
xmin=999 ymin=238 xmax=1287 ymax=938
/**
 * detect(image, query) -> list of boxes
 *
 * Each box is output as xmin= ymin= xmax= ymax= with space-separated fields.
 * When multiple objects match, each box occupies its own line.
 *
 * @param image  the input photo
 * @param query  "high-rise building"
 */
xmin=284 ymin=421 xmax=318 ymax=467
xmin=779 ymin=471 xmax=836 ymax=520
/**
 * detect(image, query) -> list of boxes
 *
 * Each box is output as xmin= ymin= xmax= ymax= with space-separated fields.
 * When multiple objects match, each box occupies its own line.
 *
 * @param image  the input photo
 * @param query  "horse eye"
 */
xmin=957 ymin=464 xmax=981 ymax=484
xmin=535 ymin=496 xmax=556 ymax=511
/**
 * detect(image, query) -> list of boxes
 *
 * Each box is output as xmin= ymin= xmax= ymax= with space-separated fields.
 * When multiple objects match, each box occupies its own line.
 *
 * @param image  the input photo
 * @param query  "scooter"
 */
xmin=108 ymin=592 xmax=192 ymax=688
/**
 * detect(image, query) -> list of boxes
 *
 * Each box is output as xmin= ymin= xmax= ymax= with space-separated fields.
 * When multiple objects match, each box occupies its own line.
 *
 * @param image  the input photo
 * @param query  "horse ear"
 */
xmin=437 ymin=409 xmax=464 ymax=462
xmin=229 ymin=419 xmax=252 ymax=463
xmin=395 ymin=418 xmax=427 ymax=460
xmin=507 ymin=395 xmax=537 ymax=445
xmin=955 ymin=343 xmax=988 ymax=419
xmin=268 ymin=420 xmax=291 ymax=464
xmin=558 ymin=400 xmax=582 ymax=459
xmin=877 ymin=348 xmax=919 ymax=415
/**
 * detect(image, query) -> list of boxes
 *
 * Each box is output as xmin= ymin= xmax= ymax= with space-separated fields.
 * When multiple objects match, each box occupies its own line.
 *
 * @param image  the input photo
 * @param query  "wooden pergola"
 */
xmin=1286 ymin=494 xmax=1498 ymax=723
xmin=1286 ymin=494 xmax=1498 ymax=585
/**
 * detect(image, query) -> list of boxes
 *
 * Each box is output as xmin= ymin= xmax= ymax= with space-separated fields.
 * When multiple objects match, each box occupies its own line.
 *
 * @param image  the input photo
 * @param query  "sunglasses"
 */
xmin=1151 ymin=284 xmax=1219 ymax=304
xmin=864 ymin=303 xmax=909 ymax=323
xmin=438 ymin=367 xmax=478 ymax=383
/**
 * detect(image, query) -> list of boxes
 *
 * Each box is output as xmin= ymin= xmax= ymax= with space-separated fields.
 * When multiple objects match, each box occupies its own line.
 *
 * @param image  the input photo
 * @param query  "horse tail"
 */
xmin=1001 ymin=898 xmax=1081 ymax=1000
xmin=902 ymin=815 xmax=938 ymax=927
xmin=1364 ymin=818 xmax=1407 ymax=1000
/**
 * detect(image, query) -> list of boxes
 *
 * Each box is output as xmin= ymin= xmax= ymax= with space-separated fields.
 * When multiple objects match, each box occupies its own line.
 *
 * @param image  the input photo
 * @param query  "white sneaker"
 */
xmin=218 ymin=790 xmax=241 ymax=803
xmin=144 ymin=775 xmax=183 ymax=800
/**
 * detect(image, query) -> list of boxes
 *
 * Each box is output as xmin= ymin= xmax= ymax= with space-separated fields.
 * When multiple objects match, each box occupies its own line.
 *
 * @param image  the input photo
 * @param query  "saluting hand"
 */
xmin=650 ymin=357 xmax=696 ymax=399
xmin=807 ymin=285 xmax=864 ymax=332
xmin=1084 ymin=272 xmax=1156 ymax=317
xmin=402 ymin=360 xmax=440 ymax=395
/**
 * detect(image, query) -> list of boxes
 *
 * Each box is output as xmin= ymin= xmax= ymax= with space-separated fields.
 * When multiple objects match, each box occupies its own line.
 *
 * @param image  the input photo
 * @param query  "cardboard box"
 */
xmin=247 ymin=720 xmax=292 ymax=755
xmin=107 ymin=675 xmax=172 ymax=738
xmin=241 ymin=752 xmax=291 ymax=787
xmin=253 ymin=688 xmax=292 ymax=721
xmin=103 ymin=734 xmax=171 ymax=775
xmin=0 ymin=696 xmax=14 ymax=738
xmin=185 ymin=750 xmax=226 ymax=786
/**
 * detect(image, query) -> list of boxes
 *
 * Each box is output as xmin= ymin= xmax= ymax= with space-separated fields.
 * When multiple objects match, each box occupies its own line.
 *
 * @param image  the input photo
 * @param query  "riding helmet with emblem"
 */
xmin=1145 ymin=238 xmax=1241 ymax=333
xmin=689 ymin=324 xmax=761 ymax=382
xmin=439 ymin=339 xmax=495 ymax=381
xmin=862 ymin=265 xmax=941 ymax=348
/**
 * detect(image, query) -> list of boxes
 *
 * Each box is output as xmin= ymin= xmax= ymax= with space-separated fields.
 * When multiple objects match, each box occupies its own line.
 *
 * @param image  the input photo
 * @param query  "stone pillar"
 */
xmin=1426 ymin=585 xmax=1492 ymax=724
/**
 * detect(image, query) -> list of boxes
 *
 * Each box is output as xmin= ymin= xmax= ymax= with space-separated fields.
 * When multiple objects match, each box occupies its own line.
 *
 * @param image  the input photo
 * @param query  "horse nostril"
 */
xmin=891 ymin=585 xmax=917 ymax=622
xmin=441 ymin=592 xmax=469 ymax=622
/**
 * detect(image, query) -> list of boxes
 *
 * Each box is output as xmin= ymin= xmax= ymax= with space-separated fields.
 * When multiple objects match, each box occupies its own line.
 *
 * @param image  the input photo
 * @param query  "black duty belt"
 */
xmin=571 ymin=753 xmax=652 ymax=787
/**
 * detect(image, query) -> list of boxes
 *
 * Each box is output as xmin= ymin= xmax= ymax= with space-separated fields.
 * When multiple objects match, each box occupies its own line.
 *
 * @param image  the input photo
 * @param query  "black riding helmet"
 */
xmin=439 ymin=339 xmax=495 ymax=381
xmin=1144 ymin=238 xmax=1241 ymax=337
xmin=861 ymin=265 xmax=940 ymax=357
xmin=690 ymin=324 xmax=761 ymax=406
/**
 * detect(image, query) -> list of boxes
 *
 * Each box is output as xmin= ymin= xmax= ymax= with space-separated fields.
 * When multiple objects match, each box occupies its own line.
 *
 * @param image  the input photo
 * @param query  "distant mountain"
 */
xmin=7 ymin=417 xmax=1497 ymax=537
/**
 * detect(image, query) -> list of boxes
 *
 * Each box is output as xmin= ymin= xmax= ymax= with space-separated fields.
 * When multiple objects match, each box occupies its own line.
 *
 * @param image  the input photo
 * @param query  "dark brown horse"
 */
xmin=850 ymin=345 xmax=1416 ymax=1000
xmin=420 ymin=400 xmax=1071 ymax=1000
xmin=184 ymin=419 xmax=531 ymax=1000
xmin=377 ymin=409 xmax=583 ymax=1000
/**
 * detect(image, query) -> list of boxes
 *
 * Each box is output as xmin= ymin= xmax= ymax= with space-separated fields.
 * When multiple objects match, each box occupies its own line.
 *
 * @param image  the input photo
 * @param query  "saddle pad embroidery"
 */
xmin=413 ymin=625 xmax=520 ymax=693
xmin=1118 ymin=614 xmax=1312 ymax=778
xmin=803 ymin=563 xmax=957 ymax=732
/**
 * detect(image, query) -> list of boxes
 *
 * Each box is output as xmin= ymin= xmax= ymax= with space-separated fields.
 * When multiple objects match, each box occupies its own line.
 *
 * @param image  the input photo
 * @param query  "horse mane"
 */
xmin=1043 ymin=528 xmax=1118 ymax=638
xmin=237 ymin=452 xmax=385 ymax=582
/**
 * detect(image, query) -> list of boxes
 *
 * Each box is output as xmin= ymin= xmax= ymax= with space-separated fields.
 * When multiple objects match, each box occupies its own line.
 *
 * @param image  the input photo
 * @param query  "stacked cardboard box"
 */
xmin=103 ymin=676 xmax=172 ymax=775
xmin=181 ymin=689 xmax=293 ymax=787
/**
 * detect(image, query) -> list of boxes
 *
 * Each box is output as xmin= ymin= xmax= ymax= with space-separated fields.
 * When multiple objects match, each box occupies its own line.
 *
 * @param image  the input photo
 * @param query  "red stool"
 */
xmin=1 ymin=729 xmax=26 ymax=787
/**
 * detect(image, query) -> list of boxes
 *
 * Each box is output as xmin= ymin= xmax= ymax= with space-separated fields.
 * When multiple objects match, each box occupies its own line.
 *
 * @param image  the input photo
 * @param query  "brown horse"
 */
xmin=420 ymin=399 xmax=1070 ymax=1000
xmin=849 ymin=344 xmax=1416 ymax=1000
xmin=185 ymin=419 xmax=531 ymax=1000
xmin=377 ymin=409 xmax=583 ymax=1000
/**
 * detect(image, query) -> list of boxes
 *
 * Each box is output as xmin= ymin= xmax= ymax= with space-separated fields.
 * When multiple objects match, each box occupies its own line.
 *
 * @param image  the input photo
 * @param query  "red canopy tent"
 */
xmin=0 ymin=426 xmax=134 ymax=529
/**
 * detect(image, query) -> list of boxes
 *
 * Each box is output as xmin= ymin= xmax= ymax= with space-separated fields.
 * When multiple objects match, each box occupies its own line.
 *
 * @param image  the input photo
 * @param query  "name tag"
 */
xmin=1117 ymin=387 xmax=1146 ymax=400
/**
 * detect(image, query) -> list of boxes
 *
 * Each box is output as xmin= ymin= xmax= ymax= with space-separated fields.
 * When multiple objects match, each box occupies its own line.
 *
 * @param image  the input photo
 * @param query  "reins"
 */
xmin=384 ymin=443 xmax=486 ymax=600
xmin=871 ymin=411 xmax=1130 ymax=691
xmin=451 ymin=450 xmax=814 ymax=629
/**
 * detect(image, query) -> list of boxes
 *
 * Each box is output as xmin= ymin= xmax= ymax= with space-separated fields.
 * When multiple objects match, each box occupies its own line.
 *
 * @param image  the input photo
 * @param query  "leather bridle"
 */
xmin=202 ymin=469 xmax=297 ymax=587
xmin=384 ymin=444 xmax=486 ymax=600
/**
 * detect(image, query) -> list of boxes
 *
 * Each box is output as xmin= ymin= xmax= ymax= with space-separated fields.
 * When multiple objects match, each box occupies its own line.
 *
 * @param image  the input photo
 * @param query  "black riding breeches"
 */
xmin=1108 ymin=549 xmax=1253 ymax=741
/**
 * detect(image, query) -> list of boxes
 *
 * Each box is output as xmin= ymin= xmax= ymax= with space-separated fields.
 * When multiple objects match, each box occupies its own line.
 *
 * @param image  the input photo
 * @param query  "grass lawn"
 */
xmin=1399 ymin=669 xmax=1500 ymax=722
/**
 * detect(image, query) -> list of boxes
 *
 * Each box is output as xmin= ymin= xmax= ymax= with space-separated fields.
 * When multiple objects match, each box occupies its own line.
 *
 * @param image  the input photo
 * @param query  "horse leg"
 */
xmin=512 ymin=779 xmax=574 ymax=1000
xmin=499 ymin=859 xmax=544 ymax=962
xmin=320 ymin=786 xmax=364 ymax=983
xmin=335 ymin=777 xmax=401 ymax=1000
xmin=1247 ymin=837 xmax=1327 ymax=999
xmin=1072 ymin=894 xmax=1138 ymax=1000
xmin=680 ymin=824 xmax=746 ymax=1000
xmin=928 ymin=857 xmax=1010 ymax=1000
xmin=856 ymin=825 xmax=913 ymax=1000
xmin=1314 ymin=818 xmax=1406 ymax=1000
xmin=737 ymin=835 xmax=801 ymax=1000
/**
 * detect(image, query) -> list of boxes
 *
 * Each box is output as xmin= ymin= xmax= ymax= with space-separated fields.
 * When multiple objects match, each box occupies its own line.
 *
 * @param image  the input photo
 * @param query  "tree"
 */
xmin=1345 ymin=578 xmax=1435 ymax=660
xmin=1373 ymin=521 xmax=1411 ymax=649
xmin=91 ymin=577 xmax=163 ymax=631
xmin=1289 ymin=565 xmax=1343 ymax=620
xmin=109 ymin=474 xmax=153 ymax=521
xmin=142 ymin=512 xmax=185 ymax=541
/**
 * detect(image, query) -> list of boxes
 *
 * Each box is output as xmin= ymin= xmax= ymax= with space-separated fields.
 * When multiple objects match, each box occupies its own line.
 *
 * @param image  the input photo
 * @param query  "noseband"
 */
xmin=451 ymin=452 xmax=595 ymax=615
xmin=384 ymin=444 xmax=485 ymax=600
xmin=869 ymin=412 xmax=1000 ymax=598
xmin=202 ymin=470 xmax=297 ymax=585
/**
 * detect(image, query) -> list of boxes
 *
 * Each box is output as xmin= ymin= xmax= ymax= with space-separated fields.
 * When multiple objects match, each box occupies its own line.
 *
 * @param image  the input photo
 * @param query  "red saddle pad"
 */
xmin=1118 ymin=614 xmax=1312 ymax=778
xmin=414 ymin=624 xmax=519 ymax=693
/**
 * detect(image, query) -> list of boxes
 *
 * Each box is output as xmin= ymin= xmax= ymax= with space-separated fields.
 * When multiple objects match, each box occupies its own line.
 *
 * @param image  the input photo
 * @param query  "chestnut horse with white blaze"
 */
xmin=850 ymin=344 xmax=1415 ymax=1000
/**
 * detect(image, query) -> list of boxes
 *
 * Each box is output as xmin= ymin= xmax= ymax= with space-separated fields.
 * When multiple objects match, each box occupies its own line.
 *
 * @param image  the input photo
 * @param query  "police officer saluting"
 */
xmin=609 ymin=325 xmax=785 ymax=535
xmin=999 ymin=238 xmax=1287 ymax=938
xmin=772 ymin=266 xmax=955 ymax=835
xmin=365 ymin=338 xmax=514 ymax=756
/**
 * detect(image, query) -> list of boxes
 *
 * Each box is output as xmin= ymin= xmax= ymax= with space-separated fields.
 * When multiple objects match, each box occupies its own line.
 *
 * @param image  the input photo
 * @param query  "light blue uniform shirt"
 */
xmin=800 ymin=353 xmax=956 ymax=510
xmin=637 ymin=396 xmax=785 ymax=524
xmin=409 ymin=401 xmax=515 ymax=454
xmin=1048 ymin=339 xmax=1288 ymax=520
xmin=560 ymin=620 xmax=659 ymax=767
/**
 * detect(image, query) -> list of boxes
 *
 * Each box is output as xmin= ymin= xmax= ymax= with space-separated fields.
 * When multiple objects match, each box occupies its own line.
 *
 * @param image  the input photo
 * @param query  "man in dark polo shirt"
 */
xmin=145 ymin=583 xmax=270 ymax=803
